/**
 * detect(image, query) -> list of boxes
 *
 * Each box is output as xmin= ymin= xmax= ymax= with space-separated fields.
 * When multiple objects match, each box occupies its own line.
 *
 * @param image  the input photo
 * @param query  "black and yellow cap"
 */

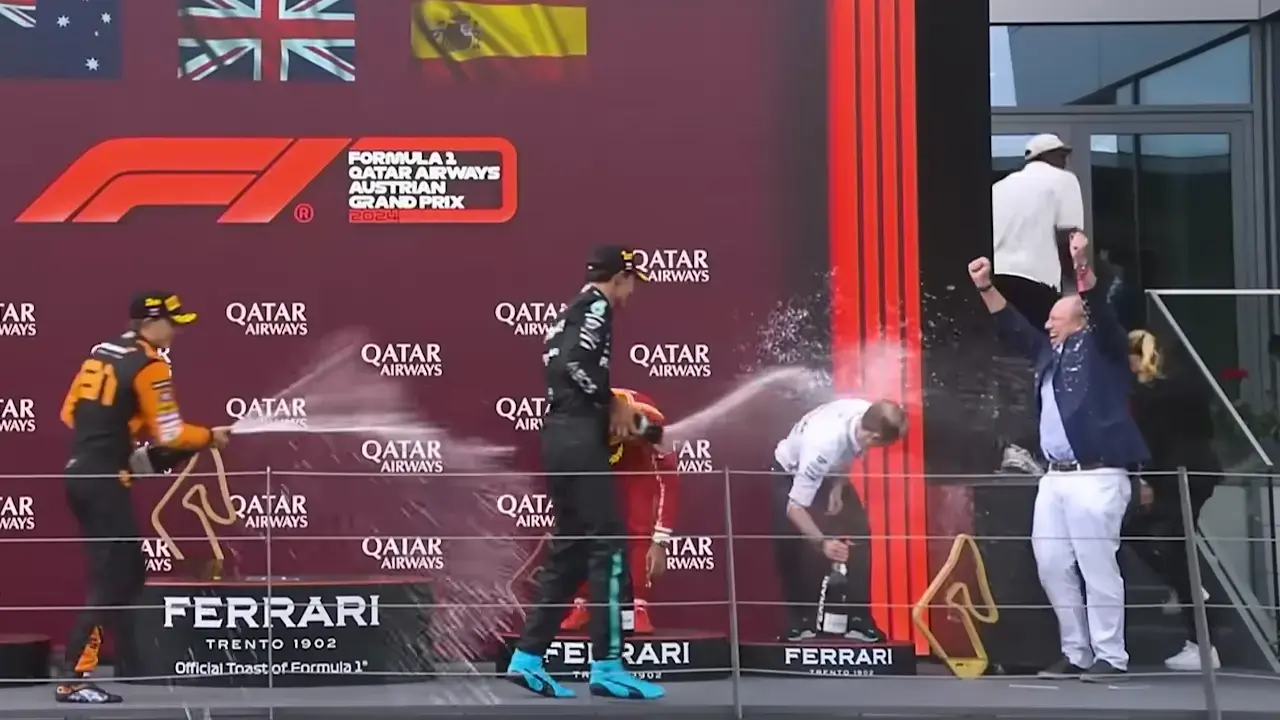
xmin=129 ymin=291 xmax=197 ymax=325
xmin=586 ymin=245 xmax=649 ymax=282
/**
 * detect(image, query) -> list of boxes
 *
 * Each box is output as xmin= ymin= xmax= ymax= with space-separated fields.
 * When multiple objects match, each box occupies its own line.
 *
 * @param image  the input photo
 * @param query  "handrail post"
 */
xmin=1178 ymin=466 xmax=1221 ymax=720
xmin=266 ymin=464 xmax=274 ymax=691
xmin=722 ymin=466 xmax=743 ymax=720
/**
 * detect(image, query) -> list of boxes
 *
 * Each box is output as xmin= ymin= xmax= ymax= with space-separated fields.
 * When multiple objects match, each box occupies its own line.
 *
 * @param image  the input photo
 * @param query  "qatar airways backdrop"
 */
xmin=0 ymin=0 xmax=991 ymax=660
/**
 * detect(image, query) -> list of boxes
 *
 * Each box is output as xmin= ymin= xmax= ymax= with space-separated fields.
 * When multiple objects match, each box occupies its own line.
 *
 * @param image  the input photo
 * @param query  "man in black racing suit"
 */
xmin=505 ymin=246 xmax=665 ymax=701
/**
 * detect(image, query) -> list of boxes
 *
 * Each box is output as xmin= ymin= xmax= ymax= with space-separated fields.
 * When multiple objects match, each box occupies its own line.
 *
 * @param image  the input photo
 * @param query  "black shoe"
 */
xmin=780 ymin=625 xmax=816 ymax=642
xmin=1080 ymin=660 xmax=1127 ymax=683
xmin=1037 ymin=657 xmax=1089 ymax=679
xmin=55 ymin=682 xmax=123 ymax=704
xmin=841 ymin=617 xmax=886 ymax=643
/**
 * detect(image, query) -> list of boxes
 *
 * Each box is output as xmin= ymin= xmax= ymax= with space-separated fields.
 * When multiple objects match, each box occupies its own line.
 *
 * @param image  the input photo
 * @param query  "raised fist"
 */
xmin=1069 ymin=230 xmax=1091 ymax=267
xmin=968 ymin=257 xmax=993 ymax=287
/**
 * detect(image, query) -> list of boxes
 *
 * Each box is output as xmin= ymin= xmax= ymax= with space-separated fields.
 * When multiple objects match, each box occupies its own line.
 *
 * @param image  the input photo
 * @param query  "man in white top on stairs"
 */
xmin=992 ymin=133 xmax=1084 ymax=327
xmin=770 ymin=398 xmax=907 ymax=643
xmin=992 ymin=133 xmax=1085 ymax=476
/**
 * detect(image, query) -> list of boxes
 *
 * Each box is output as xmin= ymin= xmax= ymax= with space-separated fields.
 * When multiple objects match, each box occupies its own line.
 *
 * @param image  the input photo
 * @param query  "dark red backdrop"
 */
xmin=0 ymin=0 xmax=836 ymax=650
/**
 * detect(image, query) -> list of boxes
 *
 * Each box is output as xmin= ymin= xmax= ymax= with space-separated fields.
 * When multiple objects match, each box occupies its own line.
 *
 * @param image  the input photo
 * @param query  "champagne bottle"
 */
xmin=128 ymin=444 xmax=198 ymax=475
xmin=634 ymin=414 xmax=664 ymax=445
xmin=818 ymin=562 xmax=850 ymax=635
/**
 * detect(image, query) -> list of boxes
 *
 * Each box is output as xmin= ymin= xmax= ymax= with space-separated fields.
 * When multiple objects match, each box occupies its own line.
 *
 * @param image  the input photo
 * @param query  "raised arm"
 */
xmin=1070 ymin=232 xmax=1128 ymax=362
xmin=968 ymin=256 xmax=1051 ymax=362
xmin=133 ymin=361 xmax=213 ymax=450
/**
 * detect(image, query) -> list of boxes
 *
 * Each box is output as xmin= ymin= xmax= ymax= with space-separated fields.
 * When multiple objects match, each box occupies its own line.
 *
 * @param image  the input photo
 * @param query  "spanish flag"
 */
xmin=411 ymin=0 xmax=587 ymax=81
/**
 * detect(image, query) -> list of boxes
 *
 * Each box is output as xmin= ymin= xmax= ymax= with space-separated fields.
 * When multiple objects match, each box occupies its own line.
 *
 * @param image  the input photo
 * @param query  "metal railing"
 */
xmin=0 ymin=465 xmax=1273 ymax=719
xmin=1146 ymin=288 xmax=1280 ymax=648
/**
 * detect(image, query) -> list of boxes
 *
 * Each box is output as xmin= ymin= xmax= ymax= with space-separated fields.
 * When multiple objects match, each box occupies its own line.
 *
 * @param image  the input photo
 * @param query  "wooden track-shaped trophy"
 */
xmin=140 ymin=447 xmax=238 ymax=580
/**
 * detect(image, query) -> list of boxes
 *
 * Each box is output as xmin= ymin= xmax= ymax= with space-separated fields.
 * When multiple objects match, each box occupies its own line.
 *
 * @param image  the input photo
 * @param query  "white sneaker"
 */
xmin=1165 ymin=642 xmax=1221 ymax=672
xmin=1162 ymin=587 xmax=1210 ymax=616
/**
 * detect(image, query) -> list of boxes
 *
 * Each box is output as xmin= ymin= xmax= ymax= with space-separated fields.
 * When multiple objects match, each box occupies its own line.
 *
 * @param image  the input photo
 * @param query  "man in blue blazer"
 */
xmin=968 ymin=231 xmax=1149 ymax=682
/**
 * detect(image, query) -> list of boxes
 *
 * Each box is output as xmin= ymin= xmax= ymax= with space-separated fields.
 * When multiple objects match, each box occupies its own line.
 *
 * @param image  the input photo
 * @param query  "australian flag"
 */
xmin=178 ymin=0 xmax=356 ymax=82
xmin=0 ymin=0 xmax=122 ymax=79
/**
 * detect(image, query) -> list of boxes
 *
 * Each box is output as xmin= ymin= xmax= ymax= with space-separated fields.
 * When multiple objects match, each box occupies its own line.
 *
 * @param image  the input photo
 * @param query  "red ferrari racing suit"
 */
xmin=612 ymin=391 xmax=680 ymax=598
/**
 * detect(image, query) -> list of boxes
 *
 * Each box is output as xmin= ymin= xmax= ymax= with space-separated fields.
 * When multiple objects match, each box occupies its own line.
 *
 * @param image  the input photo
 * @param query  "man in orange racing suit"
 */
xmin=562 ymin=389 xmax=680 ymax=635
xmin=55 ymin=291 xmax=231 ymax=705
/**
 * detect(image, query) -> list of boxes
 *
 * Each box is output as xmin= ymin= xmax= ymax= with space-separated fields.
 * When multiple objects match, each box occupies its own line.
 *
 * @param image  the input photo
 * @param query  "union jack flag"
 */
xmin=178 ymin=0 xmax=355 ymax=82
xmin=0 ymin=1 xmax=34 ymax=29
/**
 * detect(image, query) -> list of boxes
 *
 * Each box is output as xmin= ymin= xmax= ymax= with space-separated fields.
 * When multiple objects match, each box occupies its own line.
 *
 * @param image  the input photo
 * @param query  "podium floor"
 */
xmin=0 ymin=671 xmax=1276 ymax=719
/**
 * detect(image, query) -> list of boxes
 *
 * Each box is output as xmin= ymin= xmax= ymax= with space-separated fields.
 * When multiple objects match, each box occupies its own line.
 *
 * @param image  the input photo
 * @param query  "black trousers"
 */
xmin=991 ymin=274 xmax=1060 ymax=454
xmin=1125 ymin=476 xmax=1218 ymax=641
xmin=769 ymin=464 xmax=871 ymax=630
xmin=517 ymin=416 xmax=629 ymax=661
xmin=992 ymin=275 xmax=1058 ymax=330
xmin=63 ymin=462 xmax=145 ymax=677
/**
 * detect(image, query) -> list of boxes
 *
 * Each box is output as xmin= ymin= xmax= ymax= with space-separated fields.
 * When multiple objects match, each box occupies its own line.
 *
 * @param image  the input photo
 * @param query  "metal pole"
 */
xmin=1267 ymin=479 xmax=1280 ymax=640
xmin=1178 ymin=466 xmax=1221 ymax=720
xmin=722 ymin=466 xmax=743 ymax=720
xmin=1147 ymin=288 xmax=1280 ymax=297
xmin=266 ymin=465 xmax=274 ymax=691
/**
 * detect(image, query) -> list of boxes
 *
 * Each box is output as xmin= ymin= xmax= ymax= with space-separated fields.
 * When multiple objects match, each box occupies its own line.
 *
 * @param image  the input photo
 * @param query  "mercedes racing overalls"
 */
xmin=516 ymin=285 xmax=628 ymax=660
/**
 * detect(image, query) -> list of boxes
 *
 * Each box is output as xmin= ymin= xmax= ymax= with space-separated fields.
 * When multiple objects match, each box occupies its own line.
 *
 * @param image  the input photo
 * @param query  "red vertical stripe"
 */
xmin=854 ymin=0 xmax=888 ymax=638
xmin=829 ymin=0 xmax=859 ymax=390
xmin=829 ymin=0 xmax=929 ymax=654
xmin=896 ymin=0 xmax=928 ymax=656
xmin=876 ymin=0 xmax=910 ymax=643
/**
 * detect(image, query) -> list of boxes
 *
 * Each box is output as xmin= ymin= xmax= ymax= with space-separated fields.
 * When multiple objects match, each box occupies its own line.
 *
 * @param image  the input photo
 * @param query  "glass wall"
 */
xmin=991 ymin=23 xmax=1251 ymax=107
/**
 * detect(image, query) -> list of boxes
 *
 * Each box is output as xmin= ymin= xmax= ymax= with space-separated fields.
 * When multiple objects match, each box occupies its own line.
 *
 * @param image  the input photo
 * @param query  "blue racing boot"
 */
xmin=506 ymin=649 xmax=576 ymax=698
xmin=588 ymin=659 xmax=666 ymax=699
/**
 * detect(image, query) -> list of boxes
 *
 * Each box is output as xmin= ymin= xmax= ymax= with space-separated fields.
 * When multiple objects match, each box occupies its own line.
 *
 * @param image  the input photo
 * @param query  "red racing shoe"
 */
xmin=632 ymin=601 xmax=654 ymax=634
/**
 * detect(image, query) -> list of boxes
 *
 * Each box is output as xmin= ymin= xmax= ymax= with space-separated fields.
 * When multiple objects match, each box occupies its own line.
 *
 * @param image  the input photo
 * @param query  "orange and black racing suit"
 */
xmin=59 ymin=333 xmax=211 ymax=677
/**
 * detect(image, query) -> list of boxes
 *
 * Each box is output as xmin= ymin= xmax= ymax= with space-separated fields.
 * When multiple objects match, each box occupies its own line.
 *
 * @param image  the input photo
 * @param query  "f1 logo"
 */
xmin=19 ymin=136 xmax=519 ymax=224
xmin=16 ymin=138 xmax=349 ymax=224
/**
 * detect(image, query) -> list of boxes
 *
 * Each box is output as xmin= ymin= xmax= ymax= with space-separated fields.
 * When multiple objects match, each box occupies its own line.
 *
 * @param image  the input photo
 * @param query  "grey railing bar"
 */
xmin=1146 ymin=289 xmax=1280 ymax=297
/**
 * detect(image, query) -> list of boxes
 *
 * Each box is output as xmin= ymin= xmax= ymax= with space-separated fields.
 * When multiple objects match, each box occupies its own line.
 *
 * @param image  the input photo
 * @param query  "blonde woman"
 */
xmin=1125 ymin=329 xmax=1222 ymax=671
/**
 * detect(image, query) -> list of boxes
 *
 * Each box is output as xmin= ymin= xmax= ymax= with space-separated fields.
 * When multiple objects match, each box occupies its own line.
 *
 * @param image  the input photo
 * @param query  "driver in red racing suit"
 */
xmin=562 ymin=388 xmax=679 ymax=635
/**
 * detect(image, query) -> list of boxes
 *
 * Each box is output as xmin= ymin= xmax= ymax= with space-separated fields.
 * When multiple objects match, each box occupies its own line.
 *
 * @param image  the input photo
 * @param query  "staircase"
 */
xmin=1119 ymin=545 xmax=1265 ymax=670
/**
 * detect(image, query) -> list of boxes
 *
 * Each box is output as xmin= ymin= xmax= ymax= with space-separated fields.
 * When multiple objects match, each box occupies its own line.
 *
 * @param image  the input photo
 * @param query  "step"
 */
xmin=0 ymin=634 xmax=50 ymax=687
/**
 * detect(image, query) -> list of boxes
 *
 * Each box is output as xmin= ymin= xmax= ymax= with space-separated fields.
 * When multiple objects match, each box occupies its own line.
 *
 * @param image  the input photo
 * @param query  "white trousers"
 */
xmin=1031 ymin=468 xmax=1131 ymax=670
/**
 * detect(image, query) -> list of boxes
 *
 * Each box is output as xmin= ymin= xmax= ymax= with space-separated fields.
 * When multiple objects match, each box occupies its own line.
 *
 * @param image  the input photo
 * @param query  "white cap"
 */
xmin=1024 ymin=133 xmax=1070 ymax=160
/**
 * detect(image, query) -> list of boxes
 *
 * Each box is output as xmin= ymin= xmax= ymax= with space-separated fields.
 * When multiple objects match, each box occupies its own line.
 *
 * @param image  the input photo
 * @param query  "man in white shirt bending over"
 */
xmin=991 ymin=133 xmax=1084 ymax=328
xmin=770 ymin=398 xmax=907 ymax=642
